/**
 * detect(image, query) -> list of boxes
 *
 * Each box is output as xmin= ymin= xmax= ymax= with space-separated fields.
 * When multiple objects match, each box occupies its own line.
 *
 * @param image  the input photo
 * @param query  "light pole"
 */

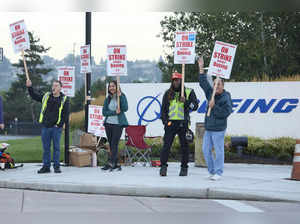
xmin=85 ymin=12 xmax=92 ymax=132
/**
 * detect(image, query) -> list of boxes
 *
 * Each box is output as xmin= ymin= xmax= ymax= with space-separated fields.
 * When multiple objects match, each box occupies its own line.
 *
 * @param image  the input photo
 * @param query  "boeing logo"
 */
xmin=136 ymin=94 xmax=162 ymax=125
xmin=136 ymin=97 xmax=299 ymax=125
xmin=197 ymin=98 xmax=299 ymax=113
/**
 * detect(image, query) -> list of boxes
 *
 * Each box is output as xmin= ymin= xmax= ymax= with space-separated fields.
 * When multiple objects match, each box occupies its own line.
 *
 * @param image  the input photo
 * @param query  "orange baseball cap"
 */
xmin=172 ymin=72 xmax=182 ymax=79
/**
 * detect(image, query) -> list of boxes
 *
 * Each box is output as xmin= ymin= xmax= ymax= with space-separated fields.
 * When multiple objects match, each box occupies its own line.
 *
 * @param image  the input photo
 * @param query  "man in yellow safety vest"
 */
xmin=160 ymin=72 xmax=198 ymax=176
xmin=26 ymin=79 xmax=69 ymax=174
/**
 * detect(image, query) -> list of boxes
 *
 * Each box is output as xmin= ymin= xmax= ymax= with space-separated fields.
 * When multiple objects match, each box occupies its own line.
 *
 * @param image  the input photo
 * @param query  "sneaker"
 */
xmin=210 ymin=174 xmax=222 ymax=181
xmin=110 ymin=164 xmax=122 ymax=172
xmin=37 ymin=166 xmax=50 ymax=174
xmin=206 ymin=173 xmax=214 ymax=179
xmin=160 ymin=165 xmax=167 ymax=176
xmin=54 ymin=167 xmax=62 ymax=173
xmin=179 ymin=167 xmax=188 ymax=176
xmin=101 ymin=164 xmax=111 ymax=171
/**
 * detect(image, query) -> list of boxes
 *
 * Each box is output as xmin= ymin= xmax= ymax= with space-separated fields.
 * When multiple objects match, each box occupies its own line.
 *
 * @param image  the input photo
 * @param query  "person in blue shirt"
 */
xmin=198 ymin=56 xmax=233 ymax=181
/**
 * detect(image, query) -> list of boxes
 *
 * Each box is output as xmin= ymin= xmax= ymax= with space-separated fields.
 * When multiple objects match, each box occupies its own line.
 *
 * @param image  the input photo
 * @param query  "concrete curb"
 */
xmin=0 ymin=180 xmax=297 ymax=202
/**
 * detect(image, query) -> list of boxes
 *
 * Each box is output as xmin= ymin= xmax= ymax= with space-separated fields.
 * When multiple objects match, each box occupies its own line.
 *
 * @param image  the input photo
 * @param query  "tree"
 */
xmin=3 ymin=32 xmax=52 ymax=123
xmin=158 ymin=12 xmax=300 ymax=82
xmin=70 ymin=78 xmax=106 ymax=113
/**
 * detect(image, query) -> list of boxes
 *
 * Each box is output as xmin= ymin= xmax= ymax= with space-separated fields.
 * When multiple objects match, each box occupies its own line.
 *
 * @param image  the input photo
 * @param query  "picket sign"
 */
xmin=207 ymin=41 xmax=237 ymax=116
xmin=57 ymin=66 xmax=75 ymax=97
xmin=9 ymin=20 xmax=30 ymax=80
xmin=174 ymin=31 xmax=196 ymax=97
xmin=107 ymin=45 xmax=127 ymax=109
xmin=88 ymin=105 xmax=105 ymax=137
xmin=80 ymin=45 xmax=91 ymax=74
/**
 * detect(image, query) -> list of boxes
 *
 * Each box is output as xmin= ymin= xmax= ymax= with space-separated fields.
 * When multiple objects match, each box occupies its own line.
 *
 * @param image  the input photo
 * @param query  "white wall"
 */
xmin=119 ymin=82 xmax=300 ymax=139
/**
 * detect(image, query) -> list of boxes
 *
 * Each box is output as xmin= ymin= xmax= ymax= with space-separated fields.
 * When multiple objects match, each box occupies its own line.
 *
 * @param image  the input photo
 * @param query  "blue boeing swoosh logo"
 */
xmin=136 ymin=94 xmax=162 ymax=125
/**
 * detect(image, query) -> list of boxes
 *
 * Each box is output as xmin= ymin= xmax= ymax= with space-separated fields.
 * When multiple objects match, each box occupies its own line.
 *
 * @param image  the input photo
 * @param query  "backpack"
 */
xmin=0 ymin=152 xmax=15 ymax=169
xmin=0 ymin=143 xmax=23 ymax=170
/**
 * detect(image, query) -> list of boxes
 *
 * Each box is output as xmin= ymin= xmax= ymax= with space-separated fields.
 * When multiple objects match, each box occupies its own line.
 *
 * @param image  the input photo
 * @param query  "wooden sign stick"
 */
xmin=21 ymin=50 xmax=30 ymax=80
xmin=117 ymin=76 xmax=120 ymax=109
xmin=181 ymin=64 xmax=185 ymax=98
xmin=207 ymin=76 xmax=220 ymax=117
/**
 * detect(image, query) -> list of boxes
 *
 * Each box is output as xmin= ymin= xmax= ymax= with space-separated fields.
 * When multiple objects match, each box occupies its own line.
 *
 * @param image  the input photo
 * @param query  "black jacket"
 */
xmin=160 ymin=87 xmax=198 ymax=126
xmin=28 ymin=87 xmax=69 ymax=128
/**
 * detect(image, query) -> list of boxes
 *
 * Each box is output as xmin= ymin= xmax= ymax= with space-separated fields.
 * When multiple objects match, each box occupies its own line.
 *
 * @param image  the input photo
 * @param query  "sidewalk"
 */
xmin=0 ymin=135 xmax=34 ymax=140
xmin=0 ymin=163 xmax=299 ymax=202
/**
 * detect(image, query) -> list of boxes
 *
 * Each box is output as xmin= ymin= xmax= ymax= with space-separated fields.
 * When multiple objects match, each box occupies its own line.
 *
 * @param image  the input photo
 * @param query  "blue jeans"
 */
xmin=41 ymin=127 xmax=62 ymax=168
xmin=202 ymin=130 xmax=226 ymax=176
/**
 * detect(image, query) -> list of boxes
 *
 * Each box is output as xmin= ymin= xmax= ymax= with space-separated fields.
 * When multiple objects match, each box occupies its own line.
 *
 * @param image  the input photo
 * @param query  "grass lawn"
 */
xmin=3 ymin=133 xmax=70 ymax=163
xmin=2 ymin=133 xmax=161 ymax=164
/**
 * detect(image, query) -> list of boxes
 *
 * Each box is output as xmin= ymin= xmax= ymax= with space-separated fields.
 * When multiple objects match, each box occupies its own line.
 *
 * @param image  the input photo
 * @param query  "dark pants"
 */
xmin=41 ymin=126 xmax=62 ymax=168
xmin=160 ymin=120 xmax=189 ymax=168
xmin=105 ymin=123 xmax=123 ymax=165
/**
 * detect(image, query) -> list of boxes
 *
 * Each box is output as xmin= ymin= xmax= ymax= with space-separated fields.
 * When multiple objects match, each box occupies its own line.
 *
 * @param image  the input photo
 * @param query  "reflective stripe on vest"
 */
xmin=56 ymin=95 xmax=67 ymax=125
xmin=39 ymin=92 xmax=67 ymax=125
xmin=168 ymin=88 xmax=192 ymax=120
xmin=39 ymin=92 xmax=51 ymax=123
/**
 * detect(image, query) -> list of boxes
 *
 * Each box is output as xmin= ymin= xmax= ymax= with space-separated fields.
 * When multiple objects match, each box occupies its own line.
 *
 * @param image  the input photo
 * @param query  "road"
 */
xmin=0 ymin=188 xmax=299 ymax=224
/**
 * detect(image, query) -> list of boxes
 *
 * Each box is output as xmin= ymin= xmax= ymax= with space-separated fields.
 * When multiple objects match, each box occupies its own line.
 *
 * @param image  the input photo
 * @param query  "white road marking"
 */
xmin=214 ymin=200 xmax=264 ymax=213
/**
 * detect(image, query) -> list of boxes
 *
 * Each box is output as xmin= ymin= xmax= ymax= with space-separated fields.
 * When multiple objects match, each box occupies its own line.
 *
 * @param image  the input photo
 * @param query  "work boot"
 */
xmin=37 ymin=166 xmax=50 ymax=174
xmin=179 ymin=167 xmax=188 ymax=176
xmin=160 ymin=165 xmax=167 ymax=176
xmin=54 ymin=167 xmax=62 ymax=173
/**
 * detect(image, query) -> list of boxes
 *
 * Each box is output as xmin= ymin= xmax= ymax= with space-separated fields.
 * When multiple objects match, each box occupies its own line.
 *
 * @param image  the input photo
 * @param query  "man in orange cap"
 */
xmin=159 ymin=71 xmax=198 ymax=176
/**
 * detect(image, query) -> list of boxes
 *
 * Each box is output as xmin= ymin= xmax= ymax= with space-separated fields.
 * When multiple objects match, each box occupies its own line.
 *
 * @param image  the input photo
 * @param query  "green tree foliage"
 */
xmin=3 ymin=32 xmax=51 ymax=123
xmin=158 ymin=12 xmax=300 ymax=82
xmin=70 ymin=78 xmax=106 ymax=113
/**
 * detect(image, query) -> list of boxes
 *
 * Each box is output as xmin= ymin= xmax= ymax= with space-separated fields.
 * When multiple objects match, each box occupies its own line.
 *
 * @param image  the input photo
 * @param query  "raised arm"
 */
xmin=198 ymin=56 xmax=213 ymax=100
xmin=26 ymin=79 xmax=43 ymax=102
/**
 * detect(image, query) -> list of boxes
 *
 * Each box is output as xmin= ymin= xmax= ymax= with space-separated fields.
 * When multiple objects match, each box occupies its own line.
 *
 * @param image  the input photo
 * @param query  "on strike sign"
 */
xmin=208 ymin=41 xmax=237 ymax=79
xmin=174 ymin=31 xmax=196 ymax=64
xmin=88 ymin=105 xmax=105 ymax=137
xmin=9 ymin=20 xmax=30 ymax=53
xmin=80 ymin=45 xmax=91 ymax=73
xmin=107 ymin=45 xmax=127 ymax=76
xmin=57 ymin=66 xmax=75 ymax=97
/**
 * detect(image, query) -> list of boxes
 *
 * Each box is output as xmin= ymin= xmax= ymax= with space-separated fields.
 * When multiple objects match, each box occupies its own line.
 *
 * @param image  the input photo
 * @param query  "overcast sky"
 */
xmin=0 ymin=12 xmax=170 ymax=63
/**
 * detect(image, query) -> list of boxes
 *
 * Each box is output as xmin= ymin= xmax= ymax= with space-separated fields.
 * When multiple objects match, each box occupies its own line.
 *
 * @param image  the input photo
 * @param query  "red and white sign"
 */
xmin=88 ymin=105 xmax=106 ymax=137
xmin=174 ymin=31 xmax=196 ymax=64
xmin=80 ymin=45 xmax=91 ymax=73
xmin=9 ymin=20 xmax=30 ymax=53
xmin=107 ymin=45 xmax=127 ymax=76
xmin=208 ymin=41 xmax=237 ymax=79
xmin=57 ymin=66 xmax=75 ymax=97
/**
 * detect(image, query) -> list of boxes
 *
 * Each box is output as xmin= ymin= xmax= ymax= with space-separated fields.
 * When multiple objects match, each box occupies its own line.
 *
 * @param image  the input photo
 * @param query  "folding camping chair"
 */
xmin=124 ymin=125 xmax=152 ymax=166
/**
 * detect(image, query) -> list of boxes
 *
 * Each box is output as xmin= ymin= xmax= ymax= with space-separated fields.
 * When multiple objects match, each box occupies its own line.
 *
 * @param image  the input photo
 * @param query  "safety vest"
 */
xmin=39 ymin=92 xmax=67 ymax=125
xmin=168 ymin=88 xmax=192 ymax=120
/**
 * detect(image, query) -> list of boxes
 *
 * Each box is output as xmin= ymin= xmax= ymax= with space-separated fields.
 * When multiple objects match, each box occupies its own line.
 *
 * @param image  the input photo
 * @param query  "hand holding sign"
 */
xmin=208 ymin=98 xmax=215 ymax=109
xmin=26 ymin=79 xmax=32 ymax=87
